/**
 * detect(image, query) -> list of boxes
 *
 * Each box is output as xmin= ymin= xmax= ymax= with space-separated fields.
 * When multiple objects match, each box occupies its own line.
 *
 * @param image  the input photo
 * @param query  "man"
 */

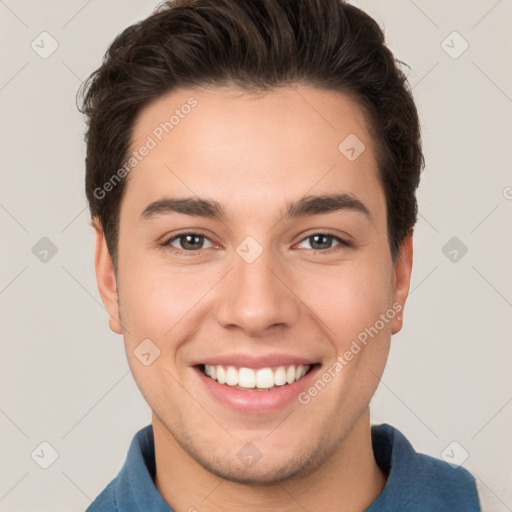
xmin=80 ymin=0 xmax=481 ymax=510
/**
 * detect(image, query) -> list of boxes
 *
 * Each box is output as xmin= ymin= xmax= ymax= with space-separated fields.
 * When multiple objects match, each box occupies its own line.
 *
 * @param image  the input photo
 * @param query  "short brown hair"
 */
xmin=79 ymin=0 xmax=424 ymax=269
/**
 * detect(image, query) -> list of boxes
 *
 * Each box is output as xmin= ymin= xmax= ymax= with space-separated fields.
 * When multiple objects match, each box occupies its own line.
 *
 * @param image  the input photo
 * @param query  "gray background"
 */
xmin=1 ymin=0 xmax=511 ymax=510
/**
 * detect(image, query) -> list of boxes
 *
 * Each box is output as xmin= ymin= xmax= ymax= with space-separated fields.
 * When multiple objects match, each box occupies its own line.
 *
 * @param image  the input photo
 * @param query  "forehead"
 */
xmin=122 ymin=85 xmax=384 ymax=222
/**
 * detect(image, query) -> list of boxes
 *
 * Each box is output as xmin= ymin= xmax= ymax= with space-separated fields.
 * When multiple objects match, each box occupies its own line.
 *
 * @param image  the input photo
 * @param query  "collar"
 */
xmin=366 ymin=423 xmax=480 ymax=511
xmin=108 ymin=423 xmax=480 ymax=511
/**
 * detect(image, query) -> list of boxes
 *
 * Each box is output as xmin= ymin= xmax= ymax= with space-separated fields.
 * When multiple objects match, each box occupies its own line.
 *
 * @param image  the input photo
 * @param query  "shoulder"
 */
xmin=413 ymin=450 xmax=480 ymax=506
xmin=369 ymin=423 xmax=481 ymax=511
xmin=84 ymin=424 xmax=155 ymax=512
xmin=86 ymin=479 xmax=117 ymax=511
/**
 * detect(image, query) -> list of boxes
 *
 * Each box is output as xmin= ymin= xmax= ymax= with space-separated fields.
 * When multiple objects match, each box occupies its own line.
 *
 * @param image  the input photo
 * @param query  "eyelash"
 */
xmin=159 ymin=230 xmax=351 ymax=256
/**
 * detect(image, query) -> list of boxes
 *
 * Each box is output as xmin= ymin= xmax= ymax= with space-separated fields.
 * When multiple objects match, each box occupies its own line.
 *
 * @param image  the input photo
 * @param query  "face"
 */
xmin=94 ymin=85 xmax=412 ymax=484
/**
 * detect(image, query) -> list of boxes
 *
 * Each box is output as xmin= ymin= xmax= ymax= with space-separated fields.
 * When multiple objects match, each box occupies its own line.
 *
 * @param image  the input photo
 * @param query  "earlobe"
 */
xmin=390 ymin=236 xmax=413 ymax=335
xmin=92 ymin=219 xmax=123 ymax=334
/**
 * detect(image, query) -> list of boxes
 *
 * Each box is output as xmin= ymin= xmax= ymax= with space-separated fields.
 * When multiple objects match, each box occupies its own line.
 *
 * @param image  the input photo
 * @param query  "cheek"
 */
xmin=117 ymin=261 xmax=205 ymax=404
xmin=118 ymin=255 xmax=212 ymax=339
xmin=119 ymin=249 xmax=394 ymax=340
xmin=299 ymin=258 xmax=394 ymax=345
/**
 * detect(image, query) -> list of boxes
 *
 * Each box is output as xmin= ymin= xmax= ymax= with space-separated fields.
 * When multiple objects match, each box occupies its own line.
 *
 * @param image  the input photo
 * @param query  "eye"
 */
xmin=160 ymin=231 xmax=351 ymax=255
xmin=296 ymin=232 xmax=350 ymax=253
xmin=161 ymin=233 xmax=215 ymax=253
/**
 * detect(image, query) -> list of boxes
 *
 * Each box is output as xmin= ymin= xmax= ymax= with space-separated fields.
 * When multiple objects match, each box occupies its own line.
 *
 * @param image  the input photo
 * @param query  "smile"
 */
xmin=192 ymin=354 xmax=322 ymax=413
xmin=200 ymin=364 xmax=312 ymax=391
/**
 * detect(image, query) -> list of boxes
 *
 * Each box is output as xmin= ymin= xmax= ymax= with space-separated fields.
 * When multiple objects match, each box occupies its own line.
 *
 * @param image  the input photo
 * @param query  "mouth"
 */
xmin=191 ymin=354 xmax=323 ymax=413
xmin=197 ymin=363 xmax=317 ymax=392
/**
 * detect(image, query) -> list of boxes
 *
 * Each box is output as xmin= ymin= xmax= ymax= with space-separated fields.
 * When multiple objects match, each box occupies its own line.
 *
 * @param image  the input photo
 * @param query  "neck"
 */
xmin=153 ymin=409 xmax=386 ymax=512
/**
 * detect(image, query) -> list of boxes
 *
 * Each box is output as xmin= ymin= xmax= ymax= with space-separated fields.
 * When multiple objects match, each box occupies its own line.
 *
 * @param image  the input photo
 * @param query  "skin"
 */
xmin=94 ymin=85 xmax=413 ymax=512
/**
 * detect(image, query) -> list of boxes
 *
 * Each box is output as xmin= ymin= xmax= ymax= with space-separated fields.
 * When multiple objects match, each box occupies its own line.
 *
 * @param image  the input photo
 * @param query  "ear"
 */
xmin=92 ymin=218 xmax=123 ymax=334
xmin=390 ymin=235 xmax=413 ymax=335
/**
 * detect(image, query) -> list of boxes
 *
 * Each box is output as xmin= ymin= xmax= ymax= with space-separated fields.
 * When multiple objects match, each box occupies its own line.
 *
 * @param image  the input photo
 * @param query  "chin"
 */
xmin=179 ymin=430 xmax=332 ymax=486
xmin=199 ymin=455 xmax=318 ymax=486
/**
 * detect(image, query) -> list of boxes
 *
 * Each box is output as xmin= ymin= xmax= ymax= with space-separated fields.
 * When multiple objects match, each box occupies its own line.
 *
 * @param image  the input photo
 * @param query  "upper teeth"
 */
xmin=204 ymin=364 xmax=310 ymax=389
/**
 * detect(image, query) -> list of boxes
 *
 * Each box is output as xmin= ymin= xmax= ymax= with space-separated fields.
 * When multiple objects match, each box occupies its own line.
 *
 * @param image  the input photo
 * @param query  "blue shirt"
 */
xmin=86 ymin=423 xmax=481 ymax=511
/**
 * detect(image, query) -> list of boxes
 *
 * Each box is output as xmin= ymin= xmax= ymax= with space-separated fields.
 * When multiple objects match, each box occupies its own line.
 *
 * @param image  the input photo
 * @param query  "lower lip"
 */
xmin=194 ymin=365 xmax=321 ymax=414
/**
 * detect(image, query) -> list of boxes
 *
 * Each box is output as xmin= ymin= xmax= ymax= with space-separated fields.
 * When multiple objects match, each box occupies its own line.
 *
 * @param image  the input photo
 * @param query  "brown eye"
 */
xmin=163 ymin=233 xmax=215 ymax=252
xmin=296 ymin=233 xmax=350 ymax=252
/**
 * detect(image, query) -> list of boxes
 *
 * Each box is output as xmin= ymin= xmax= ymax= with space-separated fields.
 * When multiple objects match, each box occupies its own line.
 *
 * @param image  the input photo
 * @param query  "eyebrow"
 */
xmin=139 ymin=193 xmax=372 ymax=223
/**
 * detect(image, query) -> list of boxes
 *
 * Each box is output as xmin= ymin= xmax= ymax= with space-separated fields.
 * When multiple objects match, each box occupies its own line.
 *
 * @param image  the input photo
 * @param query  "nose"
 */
xmin=215 ymin=246 xmax=300 ymax=337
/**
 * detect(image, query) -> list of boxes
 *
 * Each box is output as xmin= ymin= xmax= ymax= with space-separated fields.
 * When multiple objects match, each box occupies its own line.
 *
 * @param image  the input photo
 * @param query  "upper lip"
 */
xmin=190 ymin=354 xmax=319 ymax=368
